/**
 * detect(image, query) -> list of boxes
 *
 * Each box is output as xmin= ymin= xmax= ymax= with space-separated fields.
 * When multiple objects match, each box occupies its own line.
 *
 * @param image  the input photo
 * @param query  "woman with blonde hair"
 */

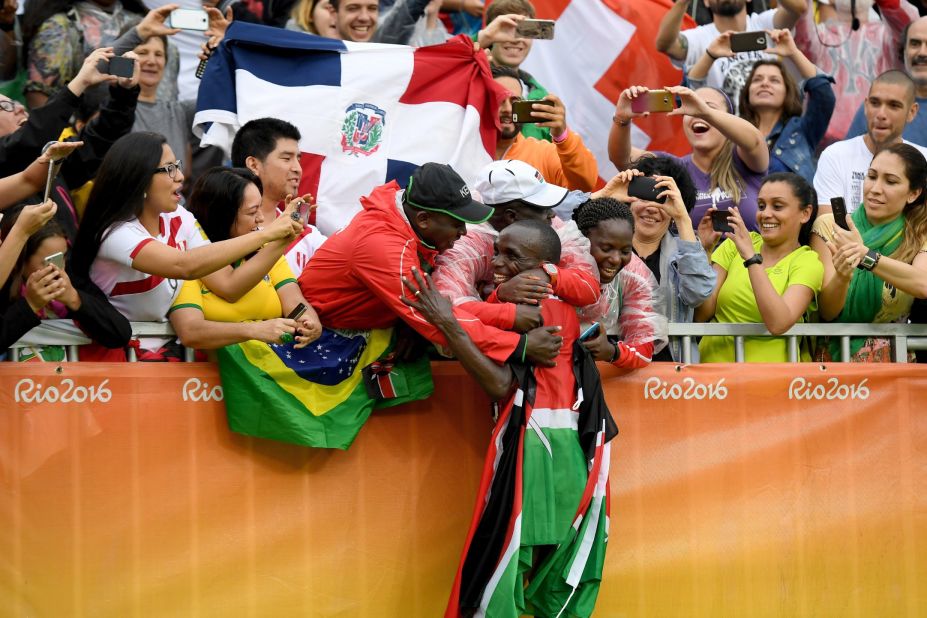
xmin=812 ymin=142 xmax=927 ymax=362
xmin=609 ymin=84 xmax=769 ymax=232
xmin=286 ymin=0 xmax=338 ymax=37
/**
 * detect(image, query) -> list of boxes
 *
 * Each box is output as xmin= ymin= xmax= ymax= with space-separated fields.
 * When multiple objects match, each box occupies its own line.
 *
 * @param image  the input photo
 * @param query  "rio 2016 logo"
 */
xmin=643 ymin=376 xmax=728 ymax=400
xmin=14 ymin=378 xmax=112 ymax=403
xmin=788 ymin=377 xmax=870 ymax=400
xmin=182 ymin=378 xmax=223 ymax=402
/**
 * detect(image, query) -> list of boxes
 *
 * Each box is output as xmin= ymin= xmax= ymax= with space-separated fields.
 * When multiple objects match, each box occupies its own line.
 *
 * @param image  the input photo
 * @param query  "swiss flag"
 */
xmin=520 ymin=0 xmax=694 ymax=179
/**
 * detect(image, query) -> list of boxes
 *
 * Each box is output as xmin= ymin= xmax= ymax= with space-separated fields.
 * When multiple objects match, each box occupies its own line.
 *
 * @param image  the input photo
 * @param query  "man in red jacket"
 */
xmin=299 ymin=163 xmax=563 ymax=366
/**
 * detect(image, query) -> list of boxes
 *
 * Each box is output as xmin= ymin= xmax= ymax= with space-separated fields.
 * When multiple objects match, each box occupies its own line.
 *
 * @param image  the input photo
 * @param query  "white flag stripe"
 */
xmin=477 ymin=513 xmax=523 ymax=617
xmin=522 ymin=1 xmax=651 ymax=180
xmin=528 ymin=407 xmax=580 ymax=430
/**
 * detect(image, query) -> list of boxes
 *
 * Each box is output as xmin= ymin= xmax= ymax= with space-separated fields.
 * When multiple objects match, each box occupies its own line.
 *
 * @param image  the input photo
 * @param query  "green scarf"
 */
xmin=829 ymin=208 xmax=904 ymax=360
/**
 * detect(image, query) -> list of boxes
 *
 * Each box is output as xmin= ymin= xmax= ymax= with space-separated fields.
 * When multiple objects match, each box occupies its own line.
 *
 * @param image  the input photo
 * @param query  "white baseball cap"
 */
xmin=474 ymin=160 xmax=568 ymax=208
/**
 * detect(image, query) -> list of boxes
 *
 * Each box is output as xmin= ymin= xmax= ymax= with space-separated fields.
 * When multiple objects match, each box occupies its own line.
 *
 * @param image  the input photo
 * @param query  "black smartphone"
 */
xmin=831 ymin=197 xmax=849 ymax=231
xmin=286 ymin=303 xmax=307 ymax=320
xmin=511 ymin=100 xmax=552 ymax=124
xmin=729 ymin=31 xmax=768 ymax=53
xmin=711 ymin=209 xmax=734 ymax=233
xmin=99 ymin=56 xmax=136 ymax=78
xmin=627 ymin=176 xmax=666 ymax=204
xmin=579 ymin=322 xmax=600 ymax=342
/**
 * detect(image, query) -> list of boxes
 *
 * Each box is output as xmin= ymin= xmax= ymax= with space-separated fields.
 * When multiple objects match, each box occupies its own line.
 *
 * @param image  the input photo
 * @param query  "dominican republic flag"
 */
xmin=522 ymin=0 xmax=695 ymax=180
xmin=194 ymin=22 xmax=503 ymax=236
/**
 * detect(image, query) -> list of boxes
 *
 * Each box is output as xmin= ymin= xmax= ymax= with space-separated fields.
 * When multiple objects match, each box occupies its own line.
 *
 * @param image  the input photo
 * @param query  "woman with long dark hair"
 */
xmin=696 ymin=172 xmax=823 ymax=362
xmin=812 ymin=142 xmax=927 ymax=362
xmin=71 ymin=132 xmax=301 ymax=356
xmin=169 ymin=167 xmax=322 ymax=351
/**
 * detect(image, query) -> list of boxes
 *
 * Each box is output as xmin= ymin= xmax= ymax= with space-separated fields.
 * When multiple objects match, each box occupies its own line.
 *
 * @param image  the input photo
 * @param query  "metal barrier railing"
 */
xmin=8 ymin=320 xmax=927 ymax=363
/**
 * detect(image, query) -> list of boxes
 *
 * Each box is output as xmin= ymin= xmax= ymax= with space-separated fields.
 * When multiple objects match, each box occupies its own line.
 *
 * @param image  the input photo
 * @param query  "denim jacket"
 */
xmin=656 ymin=233 xmax=716 ymax=362
xmin=767 ymin=74 xmax=836 ymax=184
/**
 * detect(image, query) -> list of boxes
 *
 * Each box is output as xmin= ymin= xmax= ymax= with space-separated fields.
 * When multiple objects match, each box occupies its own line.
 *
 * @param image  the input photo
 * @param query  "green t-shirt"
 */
xmin=699 ymin=233 xmax=824 ymax=363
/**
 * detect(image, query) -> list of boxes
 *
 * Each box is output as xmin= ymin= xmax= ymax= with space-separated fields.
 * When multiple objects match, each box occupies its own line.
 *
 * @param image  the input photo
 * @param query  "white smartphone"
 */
xmin=167 ymin=8 xmax=209 ymax=31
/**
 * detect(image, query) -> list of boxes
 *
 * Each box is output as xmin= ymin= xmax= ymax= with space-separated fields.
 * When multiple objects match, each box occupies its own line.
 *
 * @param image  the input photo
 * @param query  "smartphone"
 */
xmin=286 ymin=303 xmax=307 ymax=321
xmin=511 ymin=99 xmax=553 ymax=124
xmin=579 ymin=322 xmax=600 ymax=342
xmin=43 ymin=251 xmax=65 ymax=271
xmin=515 ymin=19 xmax=555 ymax=40
xmin=729 ymin=31 xmax=768 ymax=53
xmin=630 ymin=90 xmax=675 ymax=114
xmin=627 ymin=176 xmax=666 ymax=204
xmin=167 ymin=8 xmax=209 ymax=31
xmin=710 ymin=209 xmax=734 ymax=234
xmin=109 ymin=56 xmax=136 ymax=79
xmin=831 ymin=197 xmax=849 ymax=231
xmin=290 ymin=200 xmax=311 ymax=223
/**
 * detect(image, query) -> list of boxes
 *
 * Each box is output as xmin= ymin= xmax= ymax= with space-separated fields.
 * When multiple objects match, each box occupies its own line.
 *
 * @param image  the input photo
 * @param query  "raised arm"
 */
xmin=666 ymin=85 xmax=768 ymax=174
xmin=773 ymin=0 xmax=808 ymax=29
xmin=655 ymin=0 xmax=692 ymax=60
xmin=608 ymin=87 xmax=655 ymax=170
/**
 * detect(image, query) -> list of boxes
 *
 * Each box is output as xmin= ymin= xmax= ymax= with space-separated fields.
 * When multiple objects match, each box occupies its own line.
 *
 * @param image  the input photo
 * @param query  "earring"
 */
xmin=144 ymin=192 xmax=147 ymax=199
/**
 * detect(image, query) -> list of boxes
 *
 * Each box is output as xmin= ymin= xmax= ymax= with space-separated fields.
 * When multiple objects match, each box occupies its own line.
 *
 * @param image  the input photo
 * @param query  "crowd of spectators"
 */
xmin=0 ymin=0 xmax=926 ymax=368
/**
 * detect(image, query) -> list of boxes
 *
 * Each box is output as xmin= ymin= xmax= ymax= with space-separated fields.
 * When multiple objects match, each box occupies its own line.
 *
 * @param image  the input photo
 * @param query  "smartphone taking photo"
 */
xmin=710 ymin=209 xmax=734 ymax=234
xmin=167 ymin=8 xmax=209 ymax=31
xmin=511 ymin=99 xmax=552 ymax=124
xmin=630 ymin=90 xmax=675 ymax=114
xmin=43 ymin=251 xmax=65 ymax=271
xmin=627 ymin=176 xmax=666 ymax=204
xmin=515 ymin=19 xmax=555 ymax=40
xmin=729 ymin=31 xmax=768 ymax=53
xmin=830 ymin=197 xmax=849 ymax=231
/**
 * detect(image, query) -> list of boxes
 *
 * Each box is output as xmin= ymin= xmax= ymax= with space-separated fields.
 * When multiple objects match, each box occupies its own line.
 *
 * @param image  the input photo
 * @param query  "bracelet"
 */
xmin=552 ymin=128 xmax=569 ymax=143
xmin=520 ymin=334 xmax=528 ymax=363
xmin=706 ymin=49 xmax=718 ymax=61
xmin=612 ymin=115 xmax=631 ymax=127
xmin=609 ymin=341 xmax=619 ymax=363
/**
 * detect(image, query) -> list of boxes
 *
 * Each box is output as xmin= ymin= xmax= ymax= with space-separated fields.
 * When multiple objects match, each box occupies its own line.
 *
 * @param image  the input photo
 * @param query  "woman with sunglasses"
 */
xmin=71 ymin=132 xmax=302 ymax=359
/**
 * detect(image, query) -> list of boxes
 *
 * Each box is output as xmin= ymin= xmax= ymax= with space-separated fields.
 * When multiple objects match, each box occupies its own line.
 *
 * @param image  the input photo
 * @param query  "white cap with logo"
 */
xmin=474 ymin=160 xmax=569 ymax=208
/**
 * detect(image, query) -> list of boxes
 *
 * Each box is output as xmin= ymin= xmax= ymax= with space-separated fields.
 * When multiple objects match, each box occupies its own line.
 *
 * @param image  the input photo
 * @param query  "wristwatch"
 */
xmin=743 ymin=254 xmax=764 ymax=268
xmin=857 ymin=249 xmax=881 ymax=271
xmin=541 ymin=262 xmax=559 ymax=289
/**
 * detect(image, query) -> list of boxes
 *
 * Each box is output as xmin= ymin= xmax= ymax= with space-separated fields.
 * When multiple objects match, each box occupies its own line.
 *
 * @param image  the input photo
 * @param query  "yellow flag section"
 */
xmin=0 ymin=362 xmax=924 ymax=617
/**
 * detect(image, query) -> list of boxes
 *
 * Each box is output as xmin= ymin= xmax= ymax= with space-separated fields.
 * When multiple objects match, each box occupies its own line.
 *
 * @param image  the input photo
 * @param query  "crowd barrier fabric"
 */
xmin=0 ymin=362 xmax=924 ymax=617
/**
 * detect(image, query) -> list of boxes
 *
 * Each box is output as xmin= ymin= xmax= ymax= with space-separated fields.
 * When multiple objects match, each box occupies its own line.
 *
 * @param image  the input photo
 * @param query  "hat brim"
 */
xmin=443 ymin=199 xmax=495 ymax=224
xmin=521 ymin=182 xmax=569 ymax=208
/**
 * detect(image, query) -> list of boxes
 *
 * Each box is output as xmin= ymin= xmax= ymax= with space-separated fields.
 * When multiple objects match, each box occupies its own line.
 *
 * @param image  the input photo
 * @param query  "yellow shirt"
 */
xmin=169 ymin=257 xmax=297 ymax=322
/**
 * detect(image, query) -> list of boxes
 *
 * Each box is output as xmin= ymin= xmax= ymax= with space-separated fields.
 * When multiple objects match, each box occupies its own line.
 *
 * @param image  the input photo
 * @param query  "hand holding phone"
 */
xmin=710 ymin=209 xmax=734 ymax=234
xmin=511 ymin=100 xmax=553 ymax=124
xmin=830 ymin=197 xmax=849 ymax=231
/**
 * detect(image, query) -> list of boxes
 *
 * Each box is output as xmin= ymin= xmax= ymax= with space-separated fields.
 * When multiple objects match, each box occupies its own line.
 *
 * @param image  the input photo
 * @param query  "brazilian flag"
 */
xmin=217 ymin=327 xmax=433 ymax=449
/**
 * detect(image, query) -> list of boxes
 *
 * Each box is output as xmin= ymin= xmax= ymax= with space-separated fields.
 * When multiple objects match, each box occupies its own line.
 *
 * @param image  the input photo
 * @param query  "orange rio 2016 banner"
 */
xmin=0 ymin=362 xmax=925 ymax=617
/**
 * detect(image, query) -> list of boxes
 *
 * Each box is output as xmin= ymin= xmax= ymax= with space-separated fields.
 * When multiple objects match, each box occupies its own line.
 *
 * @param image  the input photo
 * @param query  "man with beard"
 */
xmin=814 ymin=70 xmax=927 ymax=214
xmin=492 ymin=64 xmax=598 ymax=192
xmin=655 ymin=0 xmax=808 ymax=108
xmin=846 ymin=16 xmax=927 ymax=146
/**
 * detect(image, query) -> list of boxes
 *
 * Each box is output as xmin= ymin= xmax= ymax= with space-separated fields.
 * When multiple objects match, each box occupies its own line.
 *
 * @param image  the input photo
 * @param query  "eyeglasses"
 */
xmin=153 ymin=160 xmax=183 ymax=180
xmin=0 ymin=100 xmax=23 ymax=113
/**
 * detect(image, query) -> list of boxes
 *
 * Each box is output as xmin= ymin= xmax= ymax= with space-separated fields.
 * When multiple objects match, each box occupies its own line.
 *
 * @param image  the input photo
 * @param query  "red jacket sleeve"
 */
xmin=458 ymin=299 xmax=517 ymax=330
xmin=612 ymin=340 xmax=653 ymax=369
xmin=352 ymin=230 xmax=521 ymax=364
